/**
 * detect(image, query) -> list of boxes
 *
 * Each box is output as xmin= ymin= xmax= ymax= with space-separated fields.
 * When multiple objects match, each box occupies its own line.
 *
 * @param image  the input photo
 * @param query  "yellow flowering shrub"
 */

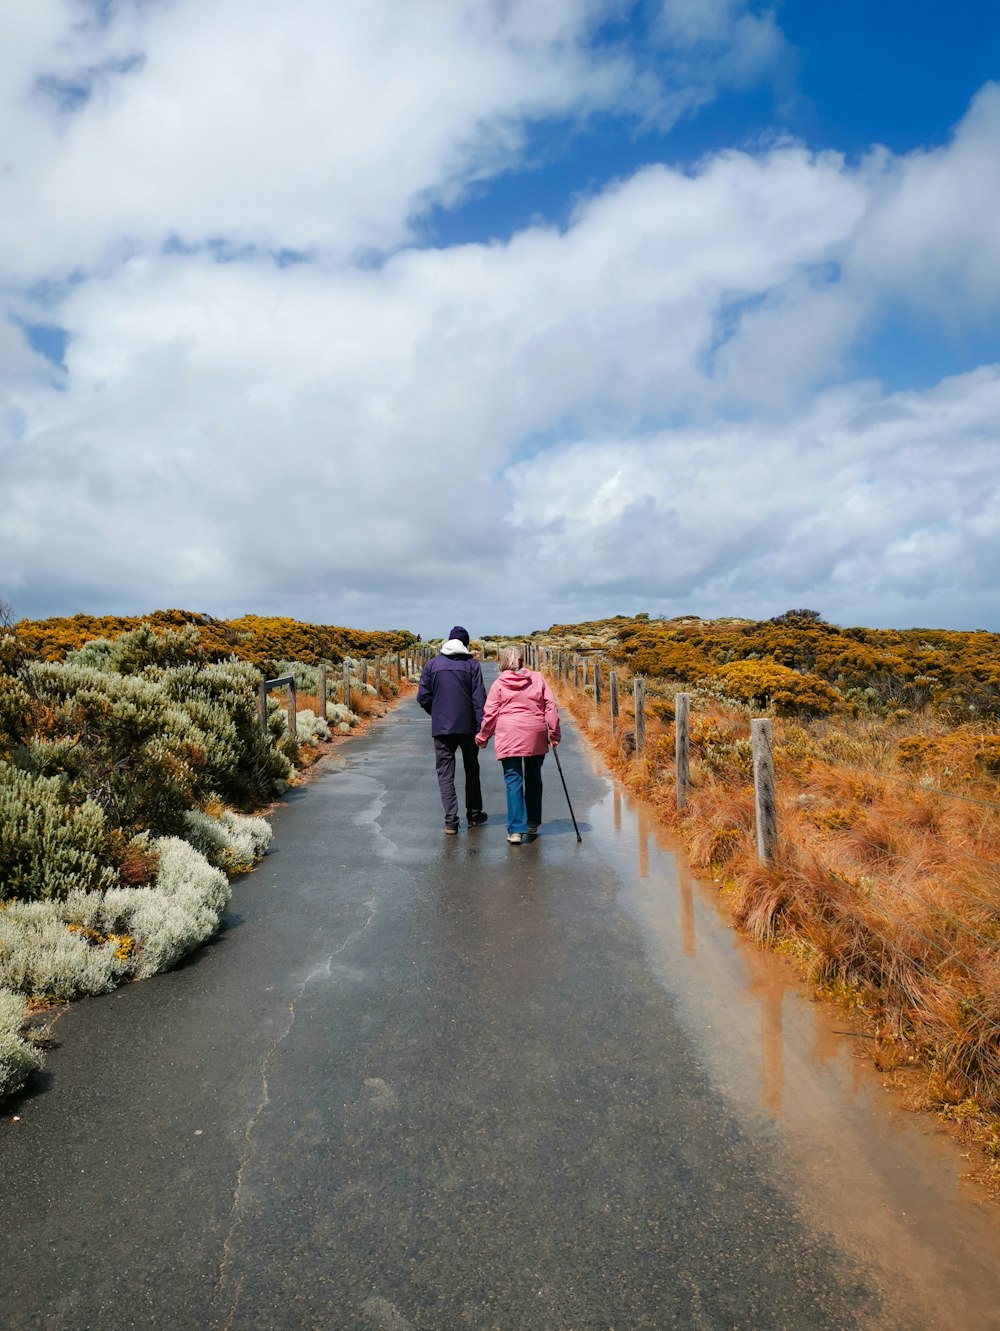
xmin=714 ymin=659 xmax=840 ymax=716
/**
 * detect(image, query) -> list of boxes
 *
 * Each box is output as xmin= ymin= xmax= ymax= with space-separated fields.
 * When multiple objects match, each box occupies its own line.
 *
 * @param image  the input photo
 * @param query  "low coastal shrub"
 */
xmin=183 ymin=809 xmax=272 ymax=874
xmin=294 ymin=709 xmax=331 ymax=745
xmin=0 ymin=812 xmax=270 ymax=999
xmin=0 ymin=765 xmax=119 ymax=901
xmin=0 ymin=988 xmax=42 ymax=1100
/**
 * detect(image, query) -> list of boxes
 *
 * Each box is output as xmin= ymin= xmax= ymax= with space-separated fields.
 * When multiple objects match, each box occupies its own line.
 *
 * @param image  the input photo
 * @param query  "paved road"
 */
xmin=2 ymin=674 xmax=1000 ymax=1330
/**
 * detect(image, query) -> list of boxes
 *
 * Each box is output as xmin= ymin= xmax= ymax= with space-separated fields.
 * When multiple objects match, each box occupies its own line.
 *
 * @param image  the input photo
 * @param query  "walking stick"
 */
xmin=549 ymin=734 xmax=582 ymax=842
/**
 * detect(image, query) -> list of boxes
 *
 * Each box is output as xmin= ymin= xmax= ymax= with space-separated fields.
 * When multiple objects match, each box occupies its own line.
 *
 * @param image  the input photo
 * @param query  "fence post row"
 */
xmin=675 ymin=692 xmax=690 ymax=811
xmin=258 ymin=674 xmax=297 ymax=738
xmin=751 ymin=718 xmax=778 ymax=864
xmin=534 ymin=649 xmax=772 ymax=850
xmin=633 ymin=677 xmax=645 ymax=754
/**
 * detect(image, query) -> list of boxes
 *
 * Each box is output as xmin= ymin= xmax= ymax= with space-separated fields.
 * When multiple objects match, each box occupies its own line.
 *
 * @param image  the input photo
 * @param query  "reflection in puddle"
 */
xmin=585 ymin=763 xmax=1000 ymax=1330
xmin=636 ymin=804 xmax=650 ymax=879
xmin=677 ymin=857 xmax=695 ymax=958
xmin=745 ymin=972 xmax=785 ymax=1115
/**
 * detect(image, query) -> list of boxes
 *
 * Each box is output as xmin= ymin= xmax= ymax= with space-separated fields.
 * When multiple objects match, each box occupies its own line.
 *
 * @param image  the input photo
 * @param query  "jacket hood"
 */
xmin=440 ymin=639 xmax=472 ymax=657
xmin=498 ymin=669 xmax=532 ymax=690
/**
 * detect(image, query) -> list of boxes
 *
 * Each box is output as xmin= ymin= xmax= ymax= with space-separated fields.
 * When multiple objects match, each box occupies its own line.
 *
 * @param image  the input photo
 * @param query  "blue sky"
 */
xmin=1 ymin=0 xmax=999 ymax=634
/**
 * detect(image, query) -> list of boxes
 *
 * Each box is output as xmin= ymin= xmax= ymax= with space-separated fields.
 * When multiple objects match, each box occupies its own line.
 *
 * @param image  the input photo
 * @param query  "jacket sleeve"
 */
xmin=476 ymin=680 xmax=501 ymax=744
xmin=541 ymin=678 xmax=561 ymax=743
xmin=416 ymin=661 xmax=434 ymax=714
xmin=471 ymin=662 xmax=487 ymax=729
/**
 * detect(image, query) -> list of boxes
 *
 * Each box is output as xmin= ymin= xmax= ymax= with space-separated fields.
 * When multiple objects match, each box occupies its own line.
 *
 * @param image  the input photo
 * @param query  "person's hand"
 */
xmin=476 ymin=738 xmax=488 ymax=748
xmin=550 ymin=737 xmax=560 ymax=748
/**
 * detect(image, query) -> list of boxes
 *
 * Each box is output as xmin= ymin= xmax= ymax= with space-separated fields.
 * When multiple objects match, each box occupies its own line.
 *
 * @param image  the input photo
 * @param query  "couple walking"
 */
xmin=417 ymin=628 xmax=561 ymax=844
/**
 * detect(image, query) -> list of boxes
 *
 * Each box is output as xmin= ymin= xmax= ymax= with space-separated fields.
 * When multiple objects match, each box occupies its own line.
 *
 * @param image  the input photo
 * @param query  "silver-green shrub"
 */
xmin=68 ymin=622 xmax=204 ymax=674
xmin=0 ymin=901 xmax=130 ymax=999
xmin=91 ymin=837 xmax=232 ymax=980
xmin=326 ymin=702 xmax=359 ymax=731
xmin=159 ymin=657 xmax=294 ymax=803
xmin=0 ymin=988 xmax=42 ymax=1100
xmin=273 ymin=660 xmax=324 ymax=694
xmin=0 ymin=831 xmax=242 ymax=997
xmin=17 ymin=638 xmax=293 ymax=850
xmin=183 ymin=809 xmax=272 ymax=874
xmin=294 ymin=709 xmax=330 ymax=744
xmin=0 ymin=765 xmax=118 ymax=901
xmin=23 ymin=660 xmax=201 ymax=837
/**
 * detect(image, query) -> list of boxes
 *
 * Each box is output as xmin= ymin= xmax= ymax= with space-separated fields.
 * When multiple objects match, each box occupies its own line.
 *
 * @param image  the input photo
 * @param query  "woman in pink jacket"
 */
xmin=476 ymin=646 xmax=561 ymax=844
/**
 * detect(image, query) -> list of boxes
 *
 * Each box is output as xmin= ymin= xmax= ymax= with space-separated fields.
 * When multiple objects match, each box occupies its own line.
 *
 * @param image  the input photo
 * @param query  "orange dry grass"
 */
xmin=550 ymin=668 xmax=1000 ymax=1168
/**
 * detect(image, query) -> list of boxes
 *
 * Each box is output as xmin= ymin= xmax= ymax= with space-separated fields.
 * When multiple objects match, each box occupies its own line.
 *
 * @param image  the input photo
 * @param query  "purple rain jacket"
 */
xmin=417 ymin=640 xmax=487 ymax=736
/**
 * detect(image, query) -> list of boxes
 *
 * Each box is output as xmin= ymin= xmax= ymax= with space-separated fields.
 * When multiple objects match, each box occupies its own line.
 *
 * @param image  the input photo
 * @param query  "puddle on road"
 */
xmin=588 ymin=764 xmax=1000 ymax=1330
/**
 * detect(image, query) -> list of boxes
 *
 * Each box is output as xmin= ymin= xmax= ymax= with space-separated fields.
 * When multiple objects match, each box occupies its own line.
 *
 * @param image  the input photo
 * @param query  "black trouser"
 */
xmin=433 ymin=733 xmax=483 ymax=826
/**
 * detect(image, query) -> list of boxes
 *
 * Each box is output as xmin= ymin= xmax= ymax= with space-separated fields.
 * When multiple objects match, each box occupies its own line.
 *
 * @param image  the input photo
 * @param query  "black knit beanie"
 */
xmin=449 ymin=625 xmax=470 ymax=646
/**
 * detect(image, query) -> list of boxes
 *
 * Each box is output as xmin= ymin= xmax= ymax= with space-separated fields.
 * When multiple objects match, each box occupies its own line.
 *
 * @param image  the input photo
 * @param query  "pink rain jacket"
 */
xmin=476 ymin=669 xmax=561 ymax=758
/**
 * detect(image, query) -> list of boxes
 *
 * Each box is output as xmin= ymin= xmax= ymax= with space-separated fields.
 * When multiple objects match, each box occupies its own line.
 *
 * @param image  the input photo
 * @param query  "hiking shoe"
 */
xmin=527 ymin=823 xmax=539 ymax=834
xmin=444 ymin=823 xmax=459 ymax=835
xmin=467 ymin=811 xmax=488 ymax=827
xmin=507 ymin=833 xmax=522 ymax=844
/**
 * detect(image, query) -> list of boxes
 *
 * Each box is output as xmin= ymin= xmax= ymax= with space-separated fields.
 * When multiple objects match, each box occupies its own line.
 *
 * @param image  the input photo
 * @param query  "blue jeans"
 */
xmin=501 ymin=755 xmax=544 ymax=834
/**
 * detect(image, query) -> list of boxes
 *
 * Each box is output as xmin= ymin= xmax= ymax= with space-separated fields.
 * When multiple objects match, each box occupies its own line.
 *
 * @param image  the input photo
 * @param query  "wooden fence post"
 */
xmin=374 ymin=657 xmax=381 ymax=691
xmin=751 ymin=718 xmax=778 ymax=863
xmin=259 ymin=674 xmax=296 ymax=735
xmin=318 ymin=664 xmax=328 ymax=720
xmin=675 ymin=692 xmax=690 ymax=810
xmin=593 ymin=661 xmax=602 ymax=707
xmin=633 ymin=677 xmax=645 ymax=754
xmin=361 ymin=659 xmax=368 ymax=688
xmin=609 ymin=670 xmax=619 ymax=736
xmin=573 ymin=655 xmax=580 ymax=689
xmin=396 ymin=652 xmax=402 ymax=681
xmin=342 ymin=661 xmax=351 ymax=709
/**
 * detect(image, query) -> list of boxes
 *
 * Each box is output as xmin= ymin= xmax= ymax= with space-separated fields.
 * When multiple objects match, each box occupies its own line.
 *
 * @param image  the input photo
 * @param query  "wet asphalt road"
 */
xmin=2 ymin=677 xmax=998 ymax=1330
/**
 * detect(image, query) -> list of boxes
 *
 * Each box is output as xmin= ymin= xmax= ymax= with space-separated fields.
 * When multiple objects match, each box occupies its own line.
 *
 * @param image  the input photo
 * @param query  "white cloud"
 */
xmin=505 ymin=368 xmax=1000 ymax=627
xmin=0 ymin=3 xmax=997 ymax=631
xmin=0 ymin=0 xmax=637 ymax=277
xmin=849 ymin=82 xmax=1000 ymax=316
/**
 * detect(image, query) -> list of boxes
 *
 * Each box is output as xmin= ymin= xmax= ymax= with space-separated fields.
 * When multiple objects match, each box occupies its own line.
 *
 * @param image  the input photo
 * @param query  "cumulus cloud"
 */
xmin=0 ymin=1 xmax=997 ymax=631
xmin=505 ymin=367 xmax=1000 ymax=628
xmin=849 ymin=83 xmax=1000 ymax=316
xmin=0 ymin=0 xmax=790 ymax=279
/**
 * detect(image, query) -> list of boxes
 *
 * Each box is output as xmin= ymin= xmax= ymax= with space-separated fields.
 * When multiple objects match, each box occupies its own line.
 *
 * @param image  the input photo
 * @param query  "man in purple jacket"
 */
xmin=417 ymin=625 xmax=488 ymax=834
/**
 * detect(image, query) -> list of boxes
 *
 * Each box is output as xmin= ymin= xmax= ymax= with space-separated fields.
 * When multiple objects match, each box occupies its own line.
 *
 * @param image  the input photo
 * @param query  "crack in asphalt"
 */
xmin=211 ymin=882 xmax=382 ymax=1329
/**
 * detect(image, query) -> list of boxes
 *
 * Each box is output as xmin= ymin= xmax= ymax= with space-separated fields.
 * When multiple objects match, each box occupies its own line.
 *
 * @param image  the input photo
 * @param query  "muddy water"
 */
xmin=588 ymin=763 xmax=1000 ymax=1330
